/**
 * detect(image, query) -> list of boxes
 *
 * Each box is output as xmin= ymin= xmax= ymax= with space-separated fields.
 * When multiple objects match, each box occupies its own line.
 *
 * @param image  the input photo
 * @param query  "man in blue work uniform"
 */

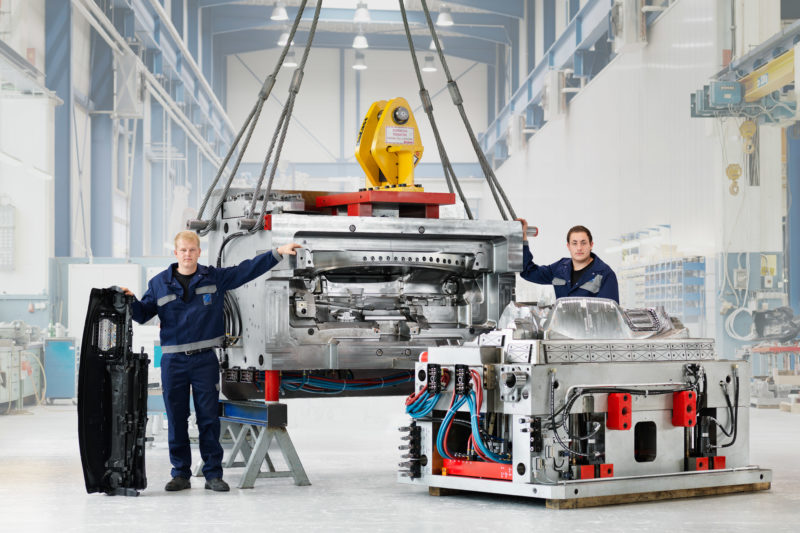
xmin=516 ymin=219 xmax=619 ymax=303
xmin=123 ymin=231 xmax=301 ymax=492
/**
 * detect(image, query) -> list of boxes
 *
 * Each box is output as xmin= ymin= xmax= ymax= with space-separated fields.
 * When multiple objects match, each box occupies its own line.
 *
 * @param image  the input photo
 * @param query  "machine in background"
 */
xmin=0 ymin=321 xmax=45 ymax=410
xmin=398 ymin=298 xmax=771 ymax=508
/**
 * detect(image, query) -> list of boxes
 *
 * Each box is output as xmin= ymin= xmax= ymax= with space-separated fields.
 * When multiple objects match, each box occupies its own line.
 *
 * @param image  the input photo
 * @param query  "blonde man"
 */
xmin=123 ymin=231 xmax=300 ymax=492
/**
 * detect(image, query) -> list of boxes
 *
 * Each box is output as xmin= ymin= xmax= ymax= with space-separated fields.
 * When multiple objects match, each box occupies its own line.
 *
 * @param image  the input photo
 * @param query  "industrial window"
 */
xmin=0 ymin=201 xmax=14 ymax=270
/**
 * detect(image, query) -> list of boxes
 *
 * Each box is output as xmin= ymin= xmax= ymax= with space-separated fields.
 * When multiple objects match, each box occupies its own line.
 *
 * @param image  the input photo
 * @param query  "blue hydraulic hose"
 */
xmin=280 ymin=372 xmax=413 ymax=394
xmin=436 ymin=394 xmax=468 ymax=460
xmin=407 ymin=393 xmax=439 ymax=418
xmin=466 ymin=392 xmax=510 ymax=464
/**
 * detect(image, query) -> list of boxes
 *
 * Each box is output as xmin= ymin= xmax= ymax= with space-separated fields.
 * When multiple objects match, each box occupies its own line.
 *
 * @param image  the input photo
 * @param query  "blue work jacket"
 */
xmin=131 ymin=249 xmax=282 ymax=353
xmin=520 ymin=244 xmax=619 ymax=303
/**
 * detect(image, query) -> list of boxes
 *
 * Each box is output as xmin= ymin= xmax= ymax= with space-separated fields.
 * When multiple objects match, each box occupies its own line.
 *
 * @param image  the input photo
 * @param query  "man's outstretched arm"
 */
xmin=219 ymin=242 xmax=303 ymax=291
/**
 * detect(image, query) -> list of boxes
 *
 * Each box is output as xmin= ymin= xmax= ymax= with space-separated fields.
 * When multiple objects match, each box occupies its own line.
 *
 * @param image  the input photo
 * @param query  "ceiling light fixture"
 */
xmin=436 ymin=5 xmax=454 ymax=27
xmin=353 ymin=1 xmax=370 ymax=23
xmin=429 ymin=38 xmax=442 ymax=51
xmin=422 ymin=55 xmax=437 ymax=72
xmin=352 ymin=52 xmax=367 ymax=70
xmin=277 ymin=31 xmax=293 ymax=46
xmin=352 ymin=31 xmax=369 ymax=49
xmin=283 ymin=50 xmax=298 ymax=68
xmin=270 ymin=1 xmax=288 ymax=21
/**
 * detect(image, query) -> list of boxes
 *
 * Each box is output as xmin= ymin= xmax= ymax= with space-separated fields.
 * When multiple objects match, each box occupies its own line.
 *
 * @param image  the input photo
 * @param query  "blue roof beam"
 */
xmin=480 ymin=0 xmax=615 ymax=158
xmin=444 ymin=0 xmax=523 ymax=18
xmin=716 ymin=18 xmax=800 ymax=80
xmin=209 ymin=6 xmax=512 ymax=45
xmin=122 ymin=0 xmax=234 ymax=150
xmin=195 ymin=0 xmax=523 ymax=20
xmin=214 ymin=29 xmax=495 ymax=65
xmin=547 ymin=0 xmax=611 ymax=71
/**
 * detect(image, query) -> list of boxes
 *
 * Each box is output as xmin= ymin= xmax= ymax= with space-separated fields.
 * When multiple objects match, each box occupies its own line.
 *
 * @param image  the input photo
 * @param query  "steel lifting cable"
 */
xmin=419 ymin=0 xmax=517 ymax=221
xmin=189 ymin=1 xmax=308 ymax=233
xmin=241 ymin=102 xmax=292 ymax=231
xmin=398 ymin=0 xmax=473 ymax=220
xmin=249 ymin=0 xmax=323 ymax=231
xmin=399 ymin=0 xmax=453 ymax=198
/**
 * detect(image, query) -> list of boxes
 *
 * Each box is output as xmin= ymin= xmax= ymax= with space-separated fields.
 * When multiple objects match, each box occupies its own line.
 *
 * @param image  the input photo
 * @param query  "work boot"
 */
xmin=204 ymin=478 xmax=230 ymax=492
xmin=165 ymin=477 xmax=191 ymax=491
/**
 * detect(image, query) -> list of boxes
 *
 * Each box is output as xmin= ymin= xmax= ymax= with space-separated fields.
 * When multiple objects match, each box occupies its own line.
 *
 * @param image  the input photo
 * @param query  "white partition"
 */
xmin=67 ymin=263 xmax=141 ymax=343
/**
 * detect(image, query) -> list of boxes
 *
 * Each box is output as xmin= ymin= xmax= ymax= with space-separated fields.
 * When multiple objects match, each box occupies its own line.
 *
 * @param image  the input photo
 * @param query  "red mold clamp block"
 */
xmin=689 ymin=457 xmax=709 ymax=471
xmin=599 ymin=464 xmax=614 ymax=478
xmin=577 ymin=465 xmax=595 ymax=479
xmin=711 ymin=456 xmax=726 ymax=469
xmin=672 ymin=390 xmax=697 ymax=427
xmin=607 ymin=393 xmax=632 ymax=430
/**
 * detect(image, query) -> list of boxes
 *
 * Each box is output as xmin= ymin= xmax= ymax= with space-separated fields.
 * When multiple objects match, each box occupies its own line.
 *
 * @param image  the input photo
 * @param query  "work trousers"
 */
xmin=160 ymin=350 xmax=223 ymax=480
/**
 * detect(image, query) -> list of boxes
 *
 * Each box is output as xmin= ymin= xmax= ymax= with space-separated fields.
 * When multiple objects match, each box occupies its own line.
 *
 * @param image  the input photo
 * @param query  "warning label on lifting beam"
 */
xmin=385 ymin=126 xmax=415 ymax=145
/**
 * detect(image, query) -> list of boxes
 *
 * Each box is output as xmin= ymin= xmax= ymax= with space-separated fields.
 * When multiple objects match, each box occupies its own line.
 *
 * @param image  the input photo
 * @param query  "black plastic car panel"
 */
xmin=78 ymin=287 xmax=149 ymax=496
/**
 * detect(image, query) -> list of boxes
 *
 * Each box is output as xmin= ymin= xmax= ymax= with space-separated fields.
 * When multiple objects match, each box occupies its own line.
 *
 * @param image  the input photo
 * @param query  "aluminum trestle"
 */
xmin=193 ymin=400 xmax=310 ymax=489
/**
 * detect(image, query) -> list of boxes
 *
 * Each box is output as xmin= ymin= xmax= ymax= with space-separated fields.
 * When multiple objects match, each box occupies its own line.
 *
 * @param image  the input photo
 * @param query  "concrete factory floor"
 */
xmin=1 ymin=396 xmax=798 ymax=532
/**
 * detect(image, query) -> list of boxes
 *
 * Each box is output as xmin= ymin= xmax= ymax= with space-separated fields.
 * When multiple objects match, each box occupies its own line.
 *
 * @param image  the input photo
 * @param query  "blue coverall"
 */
xmin=131 ymin=249 xmax=282 ymax=480
xmin=520 ymin=244 xmax=620 ymax=303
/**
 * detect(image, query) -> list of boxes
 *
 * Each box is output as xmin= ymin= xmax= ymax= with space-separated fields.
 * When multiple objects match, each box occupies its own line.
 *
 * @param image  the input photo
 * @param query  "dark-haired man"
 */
xmin=516 ymin=219 xmax=619 ymax=303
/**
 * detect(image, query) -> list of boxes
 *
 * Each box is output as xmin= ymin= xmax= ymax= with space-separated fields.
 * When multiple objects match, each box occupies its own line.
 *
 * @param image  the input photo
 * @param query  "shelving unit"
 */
xmin=620 ymin=257 xmax=706 ymax=335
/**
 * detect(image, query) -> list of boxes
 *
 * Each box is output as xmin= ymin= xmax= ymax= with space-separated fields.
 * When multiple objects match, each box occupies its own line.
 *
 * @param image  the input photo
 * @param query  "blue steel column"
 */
xmin=787 ymin=126 xmax=800 ymax=312
xmin=496 ymin=44 xmax=506 ymax=112
xmin=151 ymin=99 xmax=165 ymax=255
xmin=45 ymin=0 xmax=72 ymax=257
xmin=213 ymin=47 xmax=227 ymax=107
xmin=202 ymin=155 xmax=214 ymax=200
xmin=90 ymin=30 xmax=114 ymax=257
xmin=187 ymin=139 xmax=198 ymax=207
xmin=569 ymin=0 xmax=580 ymax=20
xmin=201 ymin=8 xmax=213 ymax=82
xmin=526 ymin=0 xmax=535 ymax=73
xmin=487 ymin=63 xmax=495 ymax=125
xmin=171 ymin=0 xmax=185 ymax=39
xmin=543 ymin=0 xmax=556 ymax=51
xmin=509 ymin=16 xmax=519 ymax=92
xmin=172 ymin=119 xmax=187 ymax=190
xmin=188 ymin=0 xmax=199 ymax=60
xmin=130 ymin=121 xmax=144 ymax=257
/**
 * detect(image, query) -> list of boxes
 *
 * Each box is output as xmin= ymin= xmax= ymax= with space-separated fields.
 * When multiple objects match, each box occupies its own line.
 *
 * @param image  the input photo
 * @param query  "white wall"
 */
xmin=495 ymin=0 xmax=785 ymax=316
xmin=226 ymin=47 xmax=488 ymax=171
xmin=0 ymin=1 xmax=53 ymax=296
xmin=0 ymin=97 xmax=55 ymax=294
xmin=736 ymin=0 xmax=780 ymax=58
xmin=496 ymin=0 xmax=743 ymax=261
xmin=0 ymin=0 xmax=46 ymax=73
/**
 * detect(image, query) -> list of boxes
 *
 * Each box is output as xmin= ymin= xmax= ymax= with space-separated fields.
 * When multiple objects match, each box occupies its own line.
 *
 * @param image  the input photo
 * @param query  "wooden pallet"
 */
xmin=750 ymin=400 xmax=781 ymax=409
xmin=429 ymin=482 xmax=771 ymax=509
xmin=779 ymin=401 xmax=800 ymax=414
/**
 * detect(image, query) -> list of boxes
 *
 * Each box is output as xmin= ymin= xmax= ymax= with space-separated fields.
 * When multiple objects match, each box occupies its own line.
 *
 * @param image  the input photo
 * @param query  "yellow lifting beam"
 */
xmin=355 ymin=97 xmax=424 ymax=191
xmin=739 ymin=48 xmax=795 ymax=103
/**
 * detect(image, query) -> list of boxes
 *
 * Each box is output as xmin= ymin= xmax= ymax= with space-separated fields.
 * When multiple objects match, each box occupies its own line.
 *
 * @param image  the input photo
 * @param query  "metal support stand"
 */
xmin=193 ymin=400 xmax=310 ymax=489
